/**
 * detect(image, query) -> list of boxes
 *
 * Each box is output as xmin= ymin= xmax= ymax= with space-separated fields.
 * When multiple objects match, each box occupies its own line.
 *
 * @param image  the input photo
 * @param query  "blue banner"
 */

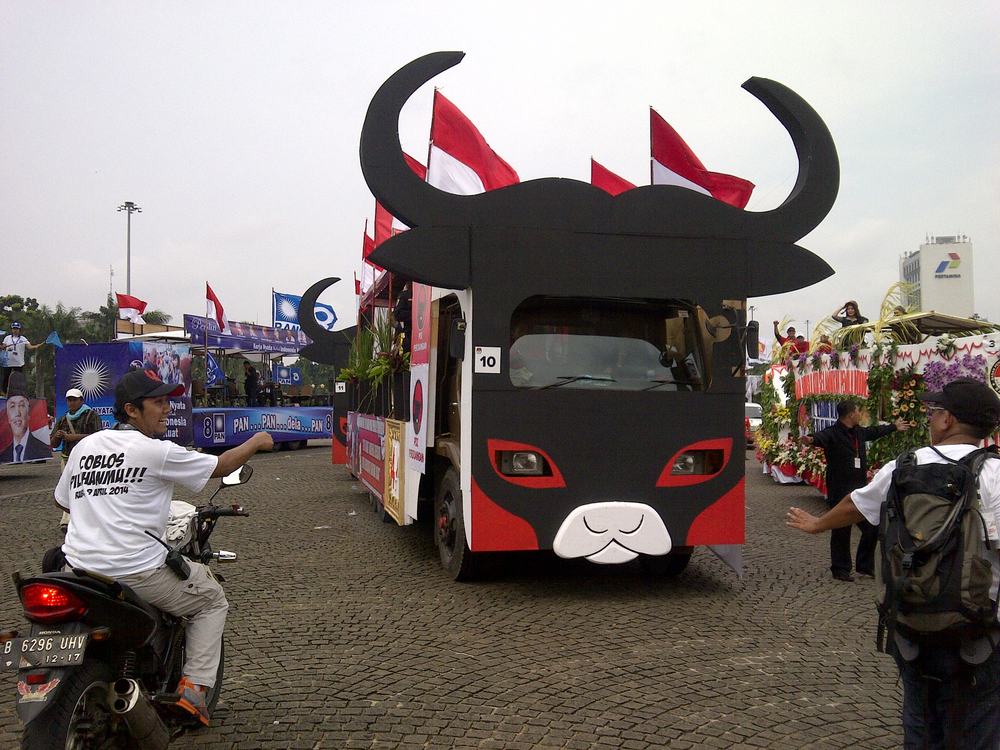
xmin=272 ymin=364 xmax=302 ymax=387
xmin=192 ymin=406 xmax=333 ymax=448
xmin=55 ymin=342 xmax=194 ymax=445
xmin=205 ymin=351 xmax=225 ymax=387
xmin=272 ymin=291 xmax=337 ymax=332
xmin=184 ymin=315 xmax=307 ymax=354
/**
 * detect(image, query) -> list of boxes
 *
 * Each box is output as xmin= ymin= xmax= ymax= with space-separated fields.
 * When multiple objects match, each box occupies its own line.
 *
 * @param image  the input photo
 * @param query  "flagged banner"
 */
xmin=206 ymin=283 xmax=231 ymax=335
xmin=116 ymin=293 xmax=147 ymax=325
xmin=428 ymin=90 xmax=519 ymax=195
xmin=205 ymin=351 xmax=225 ymax=387
xmin=272 ymin=290 xmax=337 ymax=333
xmin=650 ymin=109 xmax=754 ymax=208
xmin=45 ymin=331 xmax=63 ymax=348
xmin=591 ymin=158 xmax=636 ymax=196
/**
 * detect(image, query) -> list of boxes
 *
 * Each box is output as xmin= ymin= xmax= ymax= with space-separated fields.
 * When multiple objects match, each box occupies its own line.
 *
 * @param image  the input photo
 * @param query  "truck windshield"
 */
xmin=509 ymin=297 xmax=709 ymax=391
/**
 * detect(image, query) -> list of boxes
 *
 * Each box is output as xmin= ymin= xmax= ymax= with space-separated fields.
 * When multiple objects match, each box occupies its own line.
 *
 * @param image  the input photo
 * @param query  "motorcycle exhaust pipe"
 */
xmin=111 ymin=678 xmax=170 ymax=750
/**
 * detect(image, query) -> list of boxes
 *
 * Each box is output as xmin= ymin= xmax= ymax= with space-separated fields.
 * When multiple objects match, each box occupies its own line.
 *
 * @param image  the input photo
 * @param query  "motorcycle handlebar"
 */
xmin=198 ymin=506 xmax=249 ymax=519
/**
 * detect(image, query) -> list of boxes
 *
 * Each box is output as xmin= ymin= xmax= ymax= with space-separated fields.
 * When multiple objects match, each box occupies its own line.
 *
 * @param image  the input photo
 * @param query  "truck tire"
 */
xmin=434 ymin=468 xmax=477 ymax=581
xmin=21 ymin=659 xmax=132 ymax=749
xmin=639 ymin=549 xmax=693 ymax=577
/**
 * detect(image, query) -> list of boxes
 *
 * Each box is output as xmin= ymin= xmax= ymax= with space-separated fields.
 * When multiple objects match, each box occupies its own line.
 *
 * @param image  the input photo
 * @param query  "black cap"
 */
xmin=920 ymin=378 xmax=1000 ymax=429
xmin=114 ymin=369 xmax=184 ymax=411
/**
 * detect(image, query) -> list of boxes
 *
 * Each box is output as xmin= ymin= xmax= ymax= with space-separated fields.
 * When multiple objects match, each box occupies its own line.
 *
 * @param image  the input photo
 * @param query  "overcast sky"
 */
xmin=3 ymin=2 xmax=998 ymax=344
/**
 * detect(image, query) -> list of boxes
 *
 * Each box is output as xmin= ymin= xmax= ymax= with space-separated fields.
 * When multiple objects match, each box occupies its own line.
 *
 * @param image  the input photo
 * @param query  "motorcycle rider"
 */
xmin=53 ymin=369 xmax=274 ymax=725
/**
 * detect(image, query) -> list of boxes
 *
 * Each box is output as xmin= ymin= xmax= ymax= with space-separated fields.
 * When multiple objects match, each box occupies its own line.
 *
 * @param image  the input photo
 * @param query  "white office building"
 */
xmin=899 ymin=235 xmax=975 ymax=316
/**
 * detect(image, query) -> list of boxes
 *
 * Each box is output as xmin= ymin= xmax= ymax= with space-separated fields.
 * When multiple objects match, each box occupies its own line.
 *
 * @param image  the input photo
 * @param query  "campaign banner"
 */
xmin=384 ymin=419 xmax=405 ymax=525
xmin=347 ymin=411 xmax=361 ymax=476
xmin=272 ymin=364 xmax=303 ymax=387
xmin=184 ymin=315 xmax=307 ymax=355
xmin=272 ymin=291 xmax=337 ymax=333
xmin=54 ymin=342 xmax=194 ymax=445
xmin=0 ymin=397 xmax=53 ymax=465
xmin=192 ymin=406 xmax=332 ymax=448
xmin=357 ymin=413 xmax=385 ymax=499
xmin=410 ymin=283 xmax=432 ymax=367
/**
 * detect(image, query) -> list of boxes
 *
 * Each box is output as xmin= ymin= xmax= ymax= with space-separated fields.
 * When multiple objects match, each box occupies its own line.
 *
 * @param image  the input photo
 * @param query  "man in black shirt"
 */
xmin=802 ymin=400 xmax=910 ymax=581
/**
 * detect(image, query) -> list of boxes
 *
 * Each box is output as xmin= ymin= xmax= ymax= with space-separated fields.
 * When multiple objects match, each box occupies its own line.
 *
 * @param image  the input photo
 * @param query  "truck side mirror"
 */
xmin=449 ymin=318 xmax=466 ymax=360
xmin=745 ymin=320 xmax=760 ymax=359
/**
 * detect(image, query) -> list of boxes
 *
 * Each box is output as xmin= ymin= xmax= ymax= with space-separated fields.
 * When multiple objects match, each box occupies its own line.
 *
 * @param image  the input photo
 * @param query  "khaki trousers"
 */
xmin=118 ymin=562 xmax=229 ymax=687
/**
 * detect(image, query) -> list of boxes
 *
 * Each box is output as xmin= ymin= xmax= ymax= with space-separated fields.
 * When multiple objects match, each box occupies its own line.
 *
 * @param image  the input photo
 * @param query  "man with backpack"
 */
xmin=787 ymin=378 xmax=1000 ymax=748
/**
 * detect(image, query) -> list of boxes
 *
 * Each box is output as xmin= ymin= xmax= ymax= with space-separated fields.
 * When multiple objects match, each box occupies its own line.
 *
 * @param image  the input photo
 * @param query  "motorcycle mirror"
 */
xmin=221 ymin=464 xmax=253 ymax=487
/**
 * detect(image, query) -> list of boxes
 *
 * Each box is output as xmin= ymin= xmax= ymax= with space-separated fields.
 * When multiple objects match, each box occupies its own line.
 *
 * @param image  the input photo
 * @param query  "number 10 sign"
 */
xmin=474 ymin=346 xmax=501 ymax=373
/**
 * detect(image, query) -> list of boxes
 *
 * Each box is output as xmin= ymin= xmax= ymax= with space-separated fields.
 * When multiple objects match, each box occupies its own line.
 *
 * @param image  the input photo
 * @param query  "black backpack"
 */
xmin=876 ymin=446 xmax=999 ymax=651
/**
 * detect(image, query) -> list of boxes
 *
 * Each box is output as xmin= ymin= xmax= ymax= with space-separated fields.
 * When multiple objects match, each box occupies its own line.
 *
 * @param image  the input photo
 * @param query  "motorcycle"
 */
xmin=1 ymin=464 xmax=252 ymax=749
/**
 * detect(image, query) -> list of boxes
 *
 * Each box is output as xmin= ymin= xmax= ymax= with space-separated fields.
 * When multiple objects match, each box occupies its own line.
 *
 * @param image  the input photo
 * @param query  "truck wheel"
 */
xmin=21 ymin=659 xmax=131 ymax=749
xmin=639 ymin=549 xmax=693 ymax=577
xmin=434 ymin=468 xmax=477 ymax=581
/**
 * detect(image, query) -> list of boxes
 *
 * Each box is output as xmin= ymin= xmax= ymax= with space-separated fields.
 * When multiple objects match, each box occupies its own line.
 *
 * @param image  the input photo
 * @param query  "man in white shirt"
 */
xmin=55 ymin=369 xmax=274 ymax=726
xmin=786 ymin=378 xmax=1000 ymax=748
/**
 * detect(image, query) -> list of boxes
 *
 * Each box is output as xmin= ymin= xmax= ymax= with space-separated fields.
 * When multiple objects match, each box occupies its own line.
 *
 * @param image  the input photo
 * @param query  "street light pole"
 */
xmin=117 ymin=201 xmax=142 ymax=295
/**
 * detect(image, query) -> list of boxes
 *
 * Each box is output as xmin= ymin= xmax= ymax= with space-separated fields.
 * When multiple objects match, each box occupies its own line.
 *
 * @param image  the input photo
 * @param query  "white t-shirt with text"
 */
xmin=851 ymin=443 xmax=1000 ymax=613
xmin=3 ymin=335 xmax=28 ymax=367
xmin=55 ymin=428 xmax=218 ymax=577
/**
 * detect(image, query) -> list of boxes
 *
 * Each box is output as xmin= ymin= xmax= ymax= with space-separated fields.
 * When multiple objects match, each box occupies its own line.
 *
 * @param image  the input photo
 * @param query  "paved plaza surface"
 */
xmin=0 ymin=447 xmax=902 ymax=749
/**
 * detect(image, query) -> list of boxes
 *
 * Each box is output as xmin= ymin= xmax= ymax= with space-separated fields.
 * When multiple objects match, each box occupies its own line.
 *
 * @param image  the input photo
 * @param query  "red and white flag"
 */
xmin=590 ymin=158 xmax=636 ymax=196
xmin=650 ymin=109 xmax=754 ymax=208
xmin=427 ymin=90 xmax=519 ymax=195
xmin=115 ymin=293 xmax=148 ymax=325
xmin=205 ymin=283 xmax=230 ymax=334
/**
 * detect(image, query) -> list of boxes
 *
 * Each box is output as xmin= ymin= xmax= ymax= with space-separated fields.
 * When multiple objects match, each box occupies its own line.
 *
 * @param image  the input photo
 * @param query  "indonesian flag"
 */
xmin=590 ymin=159 xmax=636 ymax=196
xmin=115 ymin=293 xmax=147 ymax=325
xmin=206 ymin=283 xmax=230 ymax=334
xmin=375 ymin=154 xmax=427 ymax=245
xmin=650 ymin=109 xmax=754 ymax=208
xmin=427 ymin=90 xmax=519 ymax=195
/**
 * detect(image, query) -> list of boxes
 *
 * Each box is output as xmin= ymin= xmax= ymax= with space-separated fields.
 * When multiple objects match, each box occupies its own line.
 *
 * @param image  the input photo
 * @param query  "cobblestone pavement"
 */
xmin=0 ymin=447 xmax=903 ymax=749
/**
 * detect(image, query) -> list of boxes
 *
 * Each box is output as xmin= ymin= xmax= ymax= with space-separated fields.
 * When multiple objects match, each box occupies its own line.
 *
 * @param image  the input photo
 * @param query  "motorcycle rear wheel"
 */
xmin=21 ymin=659 xmax=134 ymax=750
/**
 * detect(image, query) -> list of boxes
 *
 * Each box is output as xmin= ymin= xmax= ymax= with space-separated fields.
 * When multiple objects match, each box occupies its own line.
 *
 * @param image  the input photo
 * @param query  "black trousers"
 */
xmin=828 ymin=496 xmax=877 ymax=575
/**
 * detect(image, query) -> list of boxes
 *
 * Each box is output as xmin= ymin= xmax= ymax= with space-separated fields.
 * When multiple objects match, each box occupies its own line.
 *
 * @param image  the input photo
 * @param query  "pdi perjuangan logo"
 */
xmin=935 ymin=252 xmax=960 ymax=274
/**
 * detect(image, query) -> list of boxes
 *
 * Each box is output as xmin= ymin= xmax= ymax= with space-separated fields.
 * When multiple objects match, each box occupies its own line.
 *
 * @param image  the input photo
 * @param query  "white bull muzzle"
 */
xmin=552 ymin=502 xmax=671 ymax=564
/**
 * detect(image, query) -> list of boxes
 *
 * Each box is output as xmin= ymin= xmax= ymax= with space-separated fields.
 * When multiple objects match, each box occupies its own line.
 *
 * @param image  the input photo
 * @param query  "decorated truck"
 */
xmin=309 ymin=51 xmax=842 ymax=579
xmin=755 ymin=312 xmax=1000 ymax=488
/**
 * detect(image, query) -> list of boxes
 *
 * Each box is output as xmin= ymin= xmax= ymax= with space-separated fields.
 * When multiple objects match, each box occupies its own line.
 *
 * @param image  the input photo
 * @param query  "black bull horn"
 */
xmin=296 ymin=277 xmax=356 ymax=367
xmin=361 ymin=51 xmax=839 ymax=249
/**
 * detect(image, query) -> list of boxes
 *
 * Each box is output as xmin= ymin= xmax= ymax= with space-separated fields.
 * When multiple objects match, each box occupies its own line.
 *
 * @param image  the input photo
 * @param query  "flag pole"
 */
xmin=204 ymin=282 xmax=210 ymax=403
xmin=649 ymin=106 xmax=654 ymax=186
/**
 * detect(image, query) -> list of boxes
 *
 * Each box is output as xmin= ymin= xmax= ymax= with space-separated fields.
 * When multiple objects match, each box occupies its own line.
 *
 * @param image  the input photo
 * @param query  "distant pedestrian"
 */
xmin=800 ymin=399 xmax=910 ymax=581
xmin=50 ymin=388 xmax=102 ymax=466
xmin=243 ymin=361 xmax=260 ymax=407
xmin=831 ymin=301 xmax=868 ymax=328
xmin=2 ymin=321 xmax=44 ymax=395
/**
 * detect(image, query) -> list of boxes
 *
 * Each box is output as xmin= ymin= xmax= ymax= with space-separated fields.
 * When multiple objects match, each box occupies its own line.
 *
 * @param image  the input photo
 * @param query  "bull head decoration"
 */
xmin=361 ymin=51 xmax=837 ymax=292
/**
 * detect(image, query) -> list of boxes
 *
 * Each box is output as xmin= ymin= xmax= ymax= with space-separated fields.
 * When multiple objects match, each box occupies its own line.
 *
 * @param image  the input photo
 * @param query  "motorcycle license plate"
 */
xmin=1 ymin=631 xmax=89 ymax=671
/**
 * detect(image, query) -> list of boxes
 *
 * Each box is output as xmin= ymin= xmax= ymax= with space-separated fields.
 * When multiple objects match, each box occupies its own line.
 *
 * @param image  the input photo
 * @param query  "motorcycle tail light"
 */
xmin=20 ymin=583 xmax=87 ymax=623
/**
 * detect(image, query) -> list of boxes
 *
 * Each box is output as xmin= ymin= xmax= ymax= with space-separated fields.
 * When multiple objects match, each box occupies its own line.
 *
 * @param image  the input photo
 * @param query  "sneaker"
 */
xmin=856 ymin=569 xmax=875 ymax=579
xmin=832 ymin=571 xmax=855 ymax=582
xmin=174 ymin=676 xmax=210 ymax=726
